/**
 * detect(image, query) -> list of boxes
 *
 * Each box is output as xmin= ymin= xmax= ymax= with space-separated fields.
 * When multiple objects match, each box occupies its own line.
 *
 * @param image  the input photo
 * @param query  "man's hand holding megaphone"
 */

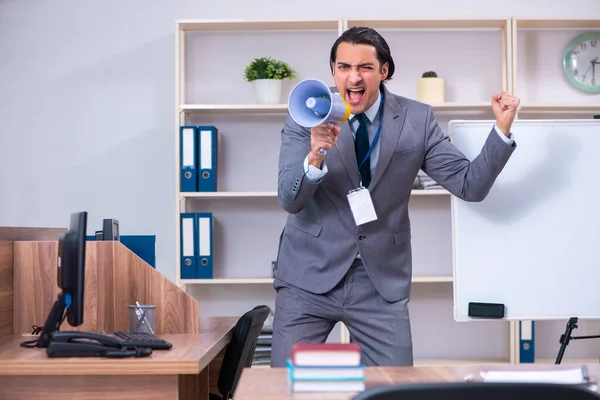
xmin=288 ymin=79 xmax=352 ymax=169
xmin=308 ymin=123 xmax=341 ymax=168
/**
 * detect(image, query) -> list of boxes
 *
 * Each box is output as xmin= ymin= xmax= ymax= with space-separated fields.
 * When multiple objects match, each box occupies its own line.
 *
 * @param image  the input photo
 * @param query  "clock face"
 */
xmin=563 ymin=32 xmax=600 ymax=93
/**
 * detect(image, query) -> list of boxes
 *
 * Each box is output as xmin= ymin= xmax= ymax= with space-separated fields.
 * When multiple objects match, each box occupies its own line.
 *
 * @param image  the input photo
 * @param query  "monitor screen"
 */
xmin=56 ymin=211 xmax=87 ymax=327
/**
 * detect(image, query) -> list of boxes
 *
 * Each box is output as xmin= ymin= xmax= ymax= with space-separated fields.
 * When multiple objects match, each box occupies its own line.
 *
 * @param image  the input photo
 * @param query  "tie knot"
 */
xmin=356 ymin=113 xmax=368 ymax=125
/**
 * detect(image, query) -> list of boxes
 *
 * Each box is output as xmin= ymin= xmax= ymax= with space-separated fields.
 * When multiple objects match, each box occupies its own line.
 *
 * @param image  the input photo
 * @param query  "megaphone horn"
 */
xmin=288 ymin=79 xmax=351 ymax=155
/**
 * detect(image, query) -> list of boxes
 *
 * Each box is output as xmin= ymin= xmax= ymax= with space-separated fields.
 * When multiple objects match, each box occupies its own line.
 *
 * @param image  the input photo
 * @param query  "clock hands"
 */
xmin=581 ymin=57 xmax=599 ymax=85
xmin=592 ymin=57 xmax=599 ymax=86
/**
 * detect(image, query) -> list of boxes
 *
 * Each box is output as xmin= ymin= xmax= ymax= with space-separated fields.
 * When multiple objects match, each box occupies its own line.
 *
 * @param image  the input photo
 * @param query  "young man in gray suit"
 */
xmin=271 ymin=26 xmax=520 ymax=367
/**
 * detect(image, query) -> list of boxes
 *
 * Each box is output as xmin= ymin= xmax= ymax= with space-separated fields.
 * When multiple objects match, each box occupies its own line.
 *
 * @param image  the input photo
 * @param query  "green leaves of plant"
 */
xmin=244 ymin=57 xmax=296 ymax=82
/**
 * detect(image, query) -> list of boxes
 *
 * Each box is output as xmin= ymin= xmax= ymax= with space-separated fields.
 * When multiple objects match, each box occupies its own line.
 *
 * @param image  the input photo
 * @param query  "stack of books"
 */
xmin=287 ymin=343 xmax=365 ymax=392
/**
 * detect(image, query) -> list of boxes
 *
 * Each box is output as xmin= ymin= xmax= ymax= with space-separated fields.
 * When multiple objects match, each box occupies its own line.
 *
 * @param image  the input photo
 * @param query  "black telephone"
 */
xmin=46 ymin=331 xmax=152 ymax=358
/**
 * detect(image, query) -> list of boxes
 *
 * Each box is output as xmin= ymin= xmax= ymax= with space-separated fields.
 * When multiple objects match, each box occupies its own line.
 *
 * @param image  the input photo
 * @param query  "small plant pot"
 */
xmin=417 ymin=77 xmax=445 ymax=104
xmin=253 ymin=79 xmax=283 ymax=104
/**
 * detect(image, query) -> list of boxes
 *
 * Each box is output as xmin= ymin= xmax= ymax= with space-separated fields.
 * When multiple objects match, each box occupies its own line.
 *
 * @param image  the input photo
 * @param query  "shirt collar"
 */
xmin=349 ymin=90 xmax=382 ymax=124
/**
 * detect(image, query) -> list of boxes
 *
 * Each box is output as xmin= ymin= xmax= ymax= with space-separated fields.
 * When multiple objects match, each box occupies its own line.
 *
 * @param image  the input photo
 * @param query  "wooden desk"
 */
xmin=234 ymin=364 xmax=600 ymax=400
xmin=0 ymin=317 xmax=237 ymax=400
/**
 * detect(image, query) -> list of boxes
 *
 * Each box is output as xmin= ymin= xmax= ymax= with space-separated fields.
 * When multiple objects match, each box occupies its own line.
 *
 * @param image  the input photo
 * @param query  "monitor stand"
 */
xmin=555 ymin=317 xmax=600 ymax=364
xmin=20 ymin=292 xmax=71 ymax=348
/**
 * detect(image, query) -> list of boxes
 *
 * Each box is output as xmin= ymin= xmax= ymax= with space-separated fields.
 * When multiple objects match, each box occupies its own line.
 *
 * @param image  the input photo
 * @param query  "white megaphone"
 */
xmin=288 ymin=79 xmax=351 ymax=154
xmin=288 ymin=79 xmax=351 ymax=127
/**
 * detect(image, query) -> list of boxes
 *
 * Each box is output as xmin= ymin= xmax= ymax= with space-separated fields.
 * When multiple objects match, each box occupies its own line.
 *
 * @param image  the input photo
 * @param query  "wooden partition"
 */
xmin=0 ymin=242 xmax=14 ymax=339
xmin=11 ymin=241 xmax=199 ymax=335
xmin=0 ymin=227 xmax=66 ymax=338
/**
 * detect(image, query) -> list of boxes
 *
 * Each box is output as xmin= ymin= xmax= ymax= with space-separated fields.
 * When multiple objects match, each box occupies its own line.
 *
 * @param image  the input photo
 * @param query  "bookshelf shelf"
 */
xmin=182 ymin=278 xmax=274 ymax=284
xmin=410 ymin=189 xmax=450 ymax=196
xmin=180 ymin=104 xmax=288 ymax=114
xmin=514 ymin=19 xmax=600 ymax=30
xmin=177 ymin=19 xmax=341 ymax=32
xmin=518 ymin=104 xmax=600 ymax=113
xmin=180 ymin=275 xmax=453 ymax=285
xmin=346 ymin=19 xmax=509 ymax=30
xmin=181 ymin=191 xmax=277 ymax=199
xmin=426 ymin=102 xmax=491 ymax=112
xmin=180 ymin=189 xmax=450 ymax=200
xmin=180 ymin=102 xmax=492 ymax=115
xmin=413 ymin=275 xmax=453 ymax=283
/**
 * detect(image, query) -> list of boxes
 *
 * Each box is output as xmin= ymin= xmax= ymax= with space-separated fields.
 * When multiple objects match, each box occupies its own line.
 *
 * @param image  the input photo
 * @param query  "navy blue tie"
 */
xmin=355 ymin=113 xmax=371 ymax=187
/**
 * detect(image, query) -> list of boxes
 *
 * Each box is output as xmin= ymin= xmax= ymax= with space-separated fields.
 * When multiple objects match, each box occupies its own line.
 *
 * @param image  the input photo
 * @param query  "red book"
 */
xmin=290 ymin=343 xmax=362 ymax=367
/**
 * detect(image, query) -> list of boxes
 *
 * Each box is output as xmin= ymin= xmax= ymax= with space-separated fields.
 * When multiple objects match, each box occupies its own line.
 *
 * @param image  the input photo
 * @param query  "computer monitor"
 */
xmin=57 ymin=211 xmax=87 ymax=326
xmin=30 ymin=211 xmax=87 ymax=348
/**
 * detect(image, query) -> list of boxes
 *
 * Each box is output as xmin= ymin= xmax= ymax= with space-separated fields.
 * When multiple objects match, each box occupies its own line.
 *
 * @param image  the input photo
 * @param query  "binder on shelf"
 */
xmin=519 ymin=320 xmax=535 ymax=363
xmin=197 ymin=126 xmax=218 ymax=192
xmin=180 ymin=126 xmax=198 ymax=192
xmin=196 ymin=212 xmax=214 ymax=279
xmin=86 ymin=235 xmax=156 ymax=268
xmin=180 ymin=213 xmax=198 ymax=279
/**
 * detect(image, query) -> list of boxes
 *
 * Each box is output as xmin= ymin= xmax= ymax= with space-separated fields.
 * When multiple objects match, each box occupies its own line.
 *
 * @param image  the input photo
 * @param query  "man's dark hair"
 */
xmin=329 ymin=26 xmax=395 ymax=83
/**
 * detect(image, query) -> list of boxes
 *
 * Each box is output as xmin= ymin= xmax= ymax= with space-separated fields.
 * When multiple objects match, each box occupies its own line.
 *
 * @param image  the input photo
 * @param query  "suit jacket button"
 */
xmin=358 ymin=235 xmax=363 ymax=240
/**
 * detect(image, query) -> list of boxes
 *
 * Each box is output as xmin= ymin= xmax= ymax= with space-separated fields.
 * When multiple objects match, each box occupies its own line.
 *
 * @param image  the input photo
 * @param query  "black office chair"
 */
xmin=352 ymin=381 xmax=600 ymax=400
xmin=209 ymin=305 xmax=271 ymax=400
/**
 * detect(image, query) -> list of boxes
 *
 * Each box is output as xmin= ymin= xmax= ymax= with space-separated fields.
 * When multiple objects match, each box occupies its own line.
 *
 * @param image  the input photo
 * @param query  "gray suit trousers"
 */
xmin=270 ymin=259 xmax=413 ymax=367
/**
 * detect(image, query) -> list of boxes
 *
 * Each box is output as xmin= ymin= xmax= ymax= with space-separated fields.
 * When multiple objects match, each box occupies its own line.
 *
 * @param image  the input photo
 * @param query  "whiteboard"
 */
xmin=450 ymin=119 xmax=600 ymax=321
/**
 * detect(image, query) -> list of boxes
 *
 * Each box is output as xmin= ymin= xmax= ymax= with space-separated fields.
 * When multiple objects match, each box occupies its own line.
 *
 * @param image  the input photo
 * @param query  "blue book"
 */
xmin=197 ymin=126 xmax=218 ymax=192
xmin=286 ymin=359 xmax=364 ymax=381
xmin=519 ymin=320 xmax=535 ymax=363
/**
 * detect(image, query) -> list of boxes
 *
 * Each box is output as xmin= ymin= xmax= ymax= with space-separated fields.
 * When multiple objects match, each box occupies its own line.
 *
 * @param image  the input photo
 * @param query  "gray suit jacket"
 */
xmin=276 ymin=85 xmax=516 ymax=303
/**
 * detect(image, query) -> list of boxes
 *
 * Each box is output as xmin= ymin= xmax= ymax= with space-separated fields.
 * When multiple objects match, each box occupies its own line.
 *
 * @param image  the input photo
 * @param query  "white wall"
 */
xmin=1 ymin=0 xmax=599 ymax=283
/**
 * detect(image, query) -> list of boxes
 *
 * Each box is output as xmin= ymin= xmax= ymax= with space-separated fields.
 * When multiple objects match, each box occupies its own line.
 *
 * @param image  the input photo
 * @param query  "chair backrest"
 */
xmin=352 ymin=382 xmax=600 ymax=400
xmin=217 ymin=305 xmax=271 ymax=399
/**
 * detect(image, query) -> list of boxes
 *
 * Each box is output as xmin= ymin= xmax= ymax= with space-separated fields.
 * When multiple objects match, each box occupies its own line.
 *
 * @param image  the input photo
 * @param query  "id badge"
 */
xmin=347 ymin=187 xmax=378 ymax=226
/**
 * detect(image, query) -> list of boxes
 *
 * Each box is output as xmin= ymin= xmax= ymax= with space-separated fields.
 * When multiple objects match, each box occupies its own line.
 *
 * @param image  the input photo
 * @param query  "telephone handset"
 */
xmin=46 ymin=331 xmax=152 ymax=358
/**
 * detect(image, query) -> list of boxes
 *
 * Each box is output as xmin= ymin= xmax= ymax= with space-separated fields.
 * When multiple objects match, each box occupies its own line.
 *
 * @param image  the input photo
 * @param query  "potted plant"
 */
xmin=244 ymin=57 xmax=296 ymax=104
xmin=417 ymin=71 xmax=445 ymax=104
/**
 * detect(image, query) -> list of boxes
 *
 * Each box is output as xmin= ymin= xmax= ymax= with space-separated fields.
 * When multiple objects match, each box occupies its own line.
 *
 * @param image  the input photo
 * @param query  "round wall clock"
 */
xmin=562 ymin=32 xmax=600 ymax=93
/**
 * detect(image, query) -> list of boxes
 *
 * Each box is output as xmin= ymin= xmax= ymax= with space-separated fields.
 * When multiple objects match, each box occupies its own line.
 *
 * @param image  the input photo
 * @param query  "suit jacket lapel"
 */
xmin=335 ymin=119 xmax=360 ymax=188
xmin=369 ymin=87 xmax=407 ymax=191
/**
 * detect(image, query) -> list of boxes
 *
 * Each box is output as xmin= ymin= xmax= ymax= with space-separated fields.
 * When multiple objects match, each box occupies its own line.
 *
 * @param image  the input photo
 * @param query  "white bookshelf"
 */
xmin=180 ymin=275 xmax=453 ymax=285
xmin=175 ymin=17 xmax=600 ymax=367
xmin=180 ymin=189 xmax=449 ymax=200
xmin=344 ymin=18 xmax=510 ymax=30
xmin=180 ymin=103 xmax=491 ymax=114
xmin=177 ymin=19 xmax=342 ymax=31
xmin=518 ymin=104 xmax=600 ymax=113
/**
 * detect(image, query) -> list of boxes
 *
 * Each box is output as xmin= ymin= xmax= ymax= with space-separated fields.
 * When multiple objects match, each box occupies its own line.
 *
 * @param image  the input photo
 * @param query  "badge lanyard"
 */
xmin=357 ymin=99 xmax=384 ymax=187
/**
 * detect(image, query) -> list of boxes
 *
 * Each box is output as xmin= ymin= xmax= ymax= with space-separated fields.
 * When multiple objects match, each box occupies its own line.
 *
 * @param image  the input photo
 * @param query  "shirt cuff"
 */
xmin=303 ymin=154 xmax=327 ymax=182
xmin=494 ymin=124 xmax=514 ymax=146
